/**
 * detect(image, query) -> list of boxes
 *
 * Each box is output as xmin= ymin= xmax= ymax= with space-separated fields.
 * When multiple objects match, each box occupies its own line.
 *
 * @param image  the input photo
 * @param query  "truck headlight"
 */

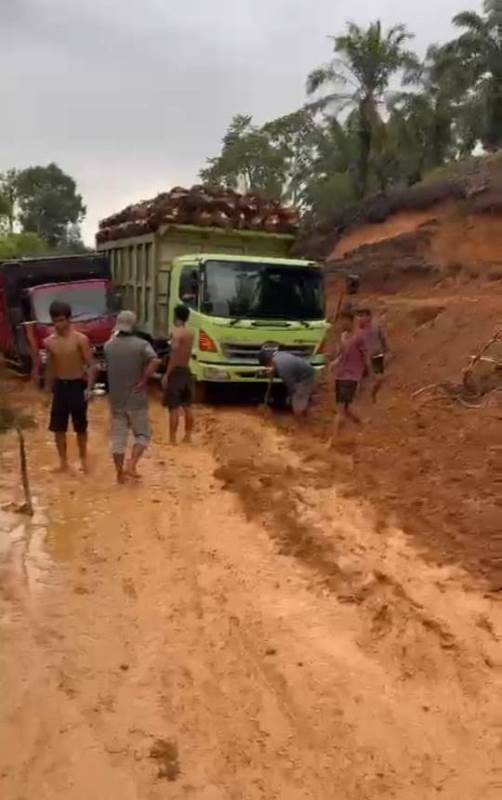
xmin=204 ymin=367 xmax=230 ymax=381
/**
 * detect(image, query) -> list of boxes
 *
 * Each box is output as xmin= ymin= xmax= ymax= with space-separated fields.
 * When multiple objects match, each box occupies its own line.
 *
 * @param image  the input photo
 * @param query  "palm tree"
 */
xmin=306 ymin=21 xmax=419 ymax=197
xmin=389 ymin=46 xmax=461 ymax=183
xmin=447 ymin=0 xmax=502 ymax=150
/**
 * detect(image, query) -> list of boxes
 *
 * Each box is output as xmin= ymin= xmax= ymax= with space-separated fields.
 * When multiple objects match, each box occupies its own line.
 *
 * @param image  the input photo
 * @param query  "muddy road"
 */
xmin=0 ymin=381 xmax=501 ymax=799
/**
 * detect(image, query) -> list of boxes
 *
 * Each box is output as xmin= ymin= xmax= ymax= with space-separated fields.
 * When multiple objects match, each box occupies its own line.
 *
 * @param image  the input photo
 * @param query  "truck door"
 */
xmin=179 ymin=265 xmax=200 ymax=312
xmin=0 ymin=286 xmax=15 ymax=354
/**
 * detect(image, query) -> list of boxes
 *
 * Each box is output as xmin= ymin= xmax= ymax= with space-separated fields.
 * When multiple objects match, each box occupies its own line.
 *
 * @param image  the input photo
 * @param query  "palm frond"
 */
xmin=306 ymin=66 xmax=336 ymax=95
xmin=453 ymin=11 xmax=487 ymax=32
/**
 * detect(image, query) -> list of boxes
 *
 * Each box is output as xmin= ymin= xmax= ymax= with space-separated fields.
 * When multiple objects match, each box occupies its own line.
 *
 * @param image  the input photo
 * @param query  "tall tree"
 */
xmin=200 ymin=111 xmax=319 ymax=208
xmin=261 ymin=110 xmax=319 ymax=207
xmin=200 ymin=115 xmax=285 ymax=198
xmin=446 ymin=0 xmax=502 ymax=150
xmin=15 ymin=163 xmax=86 ymax=247
xmin=306 ymin=21 xmax=419 ymax=197
xmin=303 ymin=116 xmax=360 ymax=213
xmin=0 ymin=169 xmax=19 ymax=233
xmin=389 ymin=46 xmax=460 ymax=184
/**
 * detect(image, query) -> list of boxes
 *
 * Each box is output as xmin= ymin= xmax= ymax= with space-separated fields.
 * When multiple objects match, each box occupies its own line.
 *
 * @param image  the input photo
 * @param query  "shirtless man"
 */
xmin=44 ymin=300 xmax=95 ymax=472
xmin=161 ymin=304 xmax=194 ymax=444
xmin=356 ymin=308 xmax=389 ymax=402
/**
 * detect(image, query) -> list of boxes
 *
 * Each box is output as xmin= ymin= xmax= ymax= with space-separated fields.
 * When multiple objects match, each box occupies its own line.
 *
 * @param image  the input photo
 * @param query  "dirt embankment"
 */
xmin=314 ymin=197 xmax=502 ymax=586
xmin=328 ymin=203 xmax=502 ymax=283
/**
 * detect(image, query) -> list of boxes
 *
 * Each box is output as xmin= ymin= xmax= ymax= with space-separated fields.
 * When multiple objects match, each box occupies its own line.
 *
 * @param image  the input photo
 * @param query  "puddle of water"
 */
xmin=0 ymin=509 xmax=18 ymax=560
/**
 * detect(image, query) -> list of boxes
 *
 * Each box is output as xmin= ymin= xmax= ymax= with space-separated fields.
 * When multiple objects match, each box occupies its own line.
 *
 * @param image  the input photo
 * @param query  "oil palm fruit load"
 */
xmin=96 ymin=185 xmax=299 ymax=244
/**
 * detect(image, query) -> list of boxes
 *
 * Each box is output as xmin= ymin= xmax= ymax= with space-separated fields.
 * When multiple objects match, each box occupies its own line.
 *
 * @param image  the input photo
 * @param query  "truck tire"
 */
xmin=193 ymin=381 xmax=208 ymax=404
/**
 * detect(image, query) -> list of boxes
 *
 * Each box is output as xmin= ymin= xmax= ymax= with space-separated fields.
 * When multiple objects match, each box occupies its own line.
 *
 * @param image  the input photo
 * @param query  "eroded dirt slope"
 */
xmin=313 ymin=281 xmax=501 ymax=588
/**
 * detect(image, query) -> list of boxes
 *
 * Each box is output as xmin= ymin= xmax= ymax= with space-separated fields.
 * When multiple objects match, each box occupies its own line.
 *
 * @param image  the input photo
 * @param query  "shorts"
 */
xmin=335 ymin=380 xmax=358 ymax=406
xmin=110 ymin=407 xmax=151 ymax=454
xmin=49 ymin=379 xmax=88 ymax=434
xmin=291 ymin=379 xmax=315 ymax=414
xmin=164 ymin=367 xmax=193 ymax=410
xmin=371 ymin=355 xmax=385 ymax=375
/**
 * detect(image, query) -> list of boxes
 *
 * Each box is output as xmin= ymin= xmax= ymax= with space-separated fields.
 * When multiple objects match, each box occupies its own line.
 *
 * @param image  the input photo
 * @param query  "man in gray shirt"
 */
xmin=258 ymin=345 xmax=316 ymax=417
xmin=104 ymin=311 xmax=159 ymax=483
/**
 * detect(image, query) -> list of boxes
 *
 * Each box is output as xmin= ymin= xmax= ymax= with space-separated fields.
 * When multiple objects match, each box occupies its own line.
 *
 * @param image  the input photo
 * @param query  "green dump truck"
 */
xmin=96 ymin=223 xmax=328 ymax=389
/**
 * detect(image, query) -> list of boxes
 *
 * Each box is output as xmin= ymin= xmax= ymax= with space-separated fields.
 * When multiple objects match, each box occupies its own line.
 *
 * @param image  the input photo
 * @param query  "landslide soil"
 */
xmin=0 ymin=371 xmax=501 ymax=800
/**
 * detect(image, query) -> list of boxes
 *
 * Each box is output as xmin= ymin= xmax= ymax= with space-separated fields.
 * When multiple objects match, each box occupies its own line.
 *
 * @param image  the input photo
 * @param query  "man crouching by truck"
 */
xmin=162 ymin=304 xmax=194 ymax=444
xmin=44 ymin=300 xmax=96 ymax=474
xmin=258 ymin=344 xmax=316 ymax=418
xmin=104 ymin=311 xmax=159 ymax=483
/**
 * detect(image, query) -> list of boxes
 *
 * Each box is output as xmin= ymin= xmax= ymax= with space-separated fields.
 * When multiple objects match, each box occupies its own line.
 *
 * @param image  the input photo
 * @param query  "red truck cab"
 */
xmin=0 ymin=254 xmax=119 ymax=383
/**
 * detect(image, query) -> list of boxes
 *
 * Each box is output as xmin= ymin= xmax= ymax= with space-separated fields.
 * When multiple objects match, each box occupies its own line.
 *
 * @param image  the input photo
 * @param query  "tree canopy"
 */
xmin=0 ymin=163 xmax=88 ymax=255
xmin=200 ymin=5 xmax=502 ymax=221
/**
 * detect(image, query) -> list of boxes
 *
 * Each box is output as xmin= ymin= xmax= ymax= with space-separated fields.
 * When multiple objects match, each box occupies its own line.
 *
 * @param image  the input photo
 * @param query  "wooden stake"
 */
xmin=16 ymin=426 xmax=33 ymax=517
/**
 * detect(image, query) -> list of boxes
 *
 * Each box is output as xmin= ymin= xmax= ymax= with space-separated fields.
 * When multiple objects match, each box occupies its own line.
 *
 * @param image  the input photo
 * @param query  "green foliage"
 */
xmin=446 ymin=0 xmax=502 ymax=150
xmin=15 ymin=163 xmax=86 ymax=247
xmin=201 ymin=110 xmax=321 ymax=209
xmin=0 ymin=170 xmax=18 ymax=234
xmin=0 ymin=232 xmax=49 ymax=259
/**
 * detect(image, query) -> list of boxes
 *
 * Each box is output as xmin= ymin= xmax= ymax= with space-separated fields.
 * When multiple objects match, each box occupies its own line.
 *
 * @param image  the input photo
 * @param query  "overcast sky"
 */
xmin=1 ymin=0 xmax=478 ymax=243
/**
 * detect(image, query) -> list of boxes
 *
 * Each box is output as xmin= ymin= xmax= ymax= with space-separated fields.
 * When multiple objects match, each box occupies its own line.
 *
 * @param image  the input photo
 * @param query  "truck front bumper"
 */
xmin=196 ymin=361 xmax=325 ymax=383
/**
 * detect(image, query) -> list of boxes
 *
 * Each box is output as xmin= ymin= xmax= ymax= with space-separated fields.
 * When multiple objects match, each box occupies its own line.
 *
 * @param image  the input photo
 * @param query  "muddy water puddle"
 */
xmin=0 ymin=487 xmax=96 ymax=600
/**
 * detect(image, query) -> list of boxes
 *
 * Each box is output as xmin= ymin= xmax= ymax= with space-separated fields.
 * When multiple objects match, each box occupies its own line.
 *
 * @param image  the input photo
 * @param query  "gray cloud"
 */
xmin=0 ymin=0 xmax=477 ymax=242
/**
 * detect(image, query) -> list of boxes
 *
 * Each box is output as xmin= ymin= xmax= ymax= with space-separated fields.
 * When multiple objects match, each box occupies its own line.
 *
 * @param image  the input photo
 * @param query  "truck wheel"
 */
xmin=193 ymin=381 xmax=208 ymax=404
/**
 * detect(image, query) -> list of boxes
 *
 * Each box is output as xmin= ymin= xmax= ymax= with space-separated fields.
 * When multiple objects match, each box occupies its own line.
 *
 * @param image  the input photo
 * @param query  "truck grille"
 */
xmin=221 ymin=342 xmax=315 ymax=363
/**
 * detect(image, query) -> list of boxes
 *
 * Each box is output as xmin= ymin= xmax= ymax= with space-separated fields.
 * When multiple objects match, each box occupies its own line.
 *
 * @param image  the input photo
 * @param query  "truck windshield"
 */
xmin=32 ymin=282 xmax=109 ymax=323
xmin=202 ymin=261 xmax=324 ymax=321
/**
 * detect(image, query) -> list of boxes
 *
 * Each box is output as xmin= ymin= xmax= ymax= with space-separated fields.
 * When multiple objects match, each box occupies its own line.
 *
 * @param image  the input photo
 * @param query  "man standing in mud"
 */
xmin=357 ymin=308 xmax=388 ymax=402
xmin=331 ymin=311 xmax=369 ymax=437
xmin=162 ymin=304 xmax=194 ymax=444
xmin=104 ymin=311 xmax=159 ymax=483
xmin=45 ymin=300 xmax=95 ymax=473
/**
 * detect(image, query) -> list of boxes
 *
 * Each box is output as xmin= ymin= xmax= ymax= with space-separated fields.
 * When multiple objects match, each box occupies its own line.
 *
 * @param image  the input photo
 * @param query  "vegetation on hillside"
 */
xmin=201 ymin=2 xmax=502 ymax=221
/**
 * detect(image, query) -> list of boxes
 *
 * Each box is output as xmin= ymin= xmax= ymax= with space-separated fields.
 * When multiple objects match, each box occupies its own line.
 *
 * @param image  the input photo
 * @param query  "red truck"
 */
xmin=0 ymin=254 xmax=120 ymax=384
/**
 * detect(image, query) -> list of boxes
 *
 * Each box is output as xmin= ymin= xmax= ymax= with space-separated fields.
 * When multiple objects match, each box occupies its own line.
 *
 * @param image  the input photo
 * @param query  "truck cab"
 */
xmin=0 ymin=255 xmax=119 ymax=382
xmin=172 ymin=254 xmax=328 ymax=384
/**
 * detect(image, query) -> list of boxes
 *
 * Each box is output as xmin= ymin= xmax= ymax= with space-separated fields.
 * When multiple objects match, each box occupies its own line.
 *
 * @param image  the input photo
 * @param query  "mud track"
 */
xmin=0 ymin=383 xmax=501 ymax=799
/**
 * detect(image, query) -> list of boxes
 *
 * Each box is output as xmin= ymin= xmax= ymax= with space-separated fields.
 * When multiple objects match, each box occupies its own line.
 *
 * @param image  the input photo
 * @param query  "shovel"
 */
xmin=259 ymin=376 xmax=274 ymax=416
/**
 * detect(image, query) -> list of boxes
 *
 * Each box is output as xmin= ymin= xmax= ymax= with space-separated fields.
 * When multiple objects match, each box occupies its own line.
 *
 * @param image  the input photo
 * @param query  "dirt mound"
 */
xmin=96 ymin=185 xmax=299 ymax=244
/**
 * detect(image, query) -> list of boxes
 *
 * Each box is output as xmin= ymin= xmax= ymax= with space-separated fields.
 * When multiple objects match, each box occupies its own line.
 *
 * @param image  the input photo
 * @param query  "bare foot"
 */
xmin=52 ymin=463 xmax=70 ymax=474
xmin=80 ymin=460 xmax=90 ymax=475
xmin=125 ymin=463 xmax=141 ymax=480
xmin=169 ymin=439 xmax=177 ymax=446
xmin=116 ymin=471 xmax=126 ymax=485
xmin=183 ymin=435 xmax=192 ymax=444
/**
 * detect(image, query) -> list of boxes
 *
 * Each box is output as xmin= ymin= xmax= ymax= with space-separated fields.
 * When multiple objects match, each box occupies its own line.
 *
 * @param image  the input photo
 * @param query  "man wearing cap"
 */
xmin=104 ymin=311 xmax=160 ymax=483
